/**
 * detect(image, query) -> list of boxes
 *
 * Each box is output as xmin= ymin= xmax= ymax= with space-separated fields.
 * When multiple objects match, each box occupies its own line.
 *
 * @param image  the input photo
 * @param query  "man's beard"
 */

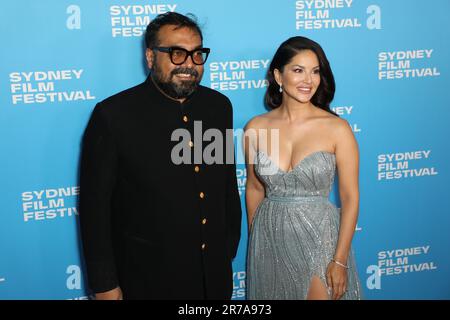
xmin=151 ymin=64 xmax=201 ymax=100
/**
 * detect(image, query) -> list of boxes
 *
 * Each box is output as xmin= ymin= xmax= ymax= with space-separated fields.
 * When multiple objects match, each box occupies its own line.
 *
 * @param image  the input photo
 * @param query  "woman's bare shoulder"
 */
xmin=314 ymin=109 xmax=348 ymax=129
xmin=325 ymin=114 xmax=355 ymax=146
xmin=244 ymin=110 xmax=278 ymax=130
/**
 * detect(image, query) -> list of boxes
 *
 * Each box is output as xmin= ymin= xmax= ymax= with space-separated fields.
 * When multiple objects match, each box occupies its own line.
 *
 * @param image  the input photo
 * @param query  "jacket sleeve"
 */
xmin=79 ymin=103 xmax=119 ymax=293
xmin=224 ymin=98 xmax=242 ymax=260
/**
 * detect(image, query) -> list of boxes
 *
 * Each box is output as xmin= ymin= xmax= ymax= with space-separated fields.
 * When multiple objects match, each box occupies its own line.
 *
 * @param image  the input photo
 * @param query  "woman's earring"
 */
xmin=279 ymin=84 xmax=283 ymax=93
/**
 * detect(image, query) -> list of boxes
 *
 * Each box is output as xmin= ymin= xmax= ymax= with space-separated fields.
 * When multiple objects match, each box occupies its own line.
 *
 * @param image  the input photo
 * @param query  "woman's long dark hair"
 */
xmin=265 ymin=36 xmax=336 ymax=115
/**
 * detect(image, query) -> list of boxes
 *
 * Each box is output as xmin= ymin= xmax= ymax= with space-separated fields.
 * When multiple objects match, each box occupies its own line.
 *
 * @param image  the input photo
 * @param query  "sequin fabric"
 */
xmin=247 ymin=150 xmax=362 ymax=300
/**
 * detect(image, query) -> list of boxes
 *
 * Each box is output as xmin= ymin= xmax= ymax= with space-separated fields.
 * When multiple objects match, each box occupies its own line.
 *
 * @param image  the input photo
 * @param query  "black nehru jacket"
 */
xmin=79 ymin=76 xmax=242 ymax=299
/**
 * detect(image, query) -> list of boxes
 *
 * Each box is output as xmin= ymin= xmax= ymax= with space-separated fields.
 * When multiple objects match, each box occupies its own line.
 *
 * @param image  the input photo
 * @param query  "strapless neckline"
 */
xmin=257 ymin=150 xmax=335 ymax=175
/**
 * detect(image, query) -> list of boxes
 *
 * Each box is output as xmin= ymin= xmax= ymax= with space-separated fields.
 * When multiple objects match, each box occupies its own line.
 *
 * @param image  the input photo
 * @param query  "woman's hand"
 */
xmin=326 ymin=260 xmax=348 ymax=300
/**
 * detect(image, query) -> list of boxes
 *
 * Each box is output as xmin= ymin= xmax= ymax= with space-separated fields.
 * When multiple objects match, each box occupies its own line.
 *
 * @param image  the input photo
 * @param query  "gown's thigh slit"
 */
xmin=306 ymin=274 xmax=330 ymax=300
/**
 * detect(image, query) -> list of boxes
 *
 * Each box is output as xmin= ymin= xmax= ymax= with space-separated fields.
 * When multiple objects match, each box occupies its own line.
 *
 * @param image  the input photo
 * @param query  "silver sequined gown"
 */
xmin=247 ymin=150 xmax=362 ymax=300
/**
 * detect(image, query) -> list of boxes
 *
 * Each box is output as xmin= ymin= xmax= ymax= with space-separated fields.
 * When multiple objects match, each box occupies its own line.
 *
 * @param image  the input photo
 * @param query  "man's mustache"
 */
xmin=171 ymin=67 xmax=199 ymax=78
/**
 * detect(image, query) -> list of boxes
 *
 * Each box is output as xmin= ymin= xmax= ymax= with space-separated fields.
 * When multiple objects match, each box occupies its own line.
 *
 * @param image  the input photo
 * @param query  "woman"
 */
xmin=245 ymin=36 xmax=362 ymax=300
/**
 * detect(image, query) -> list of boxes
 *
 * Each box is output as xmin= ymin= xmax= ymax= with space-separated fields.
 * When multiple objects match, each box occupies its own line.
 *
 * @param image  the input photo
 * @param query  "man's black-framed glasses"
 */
xmin=153 ymin=46 xmax=211 ymax=65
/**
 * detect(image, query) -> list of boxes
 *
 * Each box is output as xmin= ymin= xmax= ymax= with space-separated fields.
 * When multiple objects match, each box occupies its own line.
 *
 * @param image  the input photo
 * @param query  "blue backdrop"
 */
xmin=0 ymin=0 xmax=449 ymax=299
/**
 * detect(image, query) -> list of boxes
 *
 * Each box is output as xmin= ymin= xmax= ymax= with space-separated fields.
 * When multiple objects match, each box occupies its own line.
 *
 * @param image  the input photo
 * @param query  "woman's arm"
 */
xmin=326 ymin=118 xmax=360 ymax=300
xmin=334 ymin=119 xmax=360 ymax=265
xmin=244 ymin=122 xmax=265 ymax=231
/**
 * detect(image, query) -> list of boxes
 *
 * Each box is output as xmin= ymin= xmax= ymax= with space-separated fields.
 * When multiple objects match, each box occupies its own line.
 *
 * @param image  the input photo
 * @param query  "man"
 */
xmin=79 ymin=12 xmax=242 ymax=300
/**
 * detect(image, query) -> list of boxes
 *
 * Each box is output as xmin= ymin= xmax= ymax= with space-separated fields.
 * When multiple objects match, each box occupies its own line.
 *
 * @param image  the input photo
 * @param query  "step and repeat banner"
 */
xmin=0 ymin=0 xmax=449 ymax=299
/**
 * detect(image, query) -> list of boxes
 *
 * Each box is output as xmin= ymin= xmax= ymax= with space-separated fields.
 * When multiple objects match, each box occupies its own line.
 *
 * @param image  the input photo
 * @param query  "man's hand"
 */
xmin=95 ymin=287 xmax=123 ymax=300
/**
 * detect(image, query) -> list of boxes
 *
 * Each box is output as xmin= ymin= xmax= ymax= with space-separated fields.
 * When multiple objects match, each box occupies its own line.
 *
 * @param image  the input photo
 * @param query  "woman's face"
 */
xmin=275 ymin=49 xmax=321 ymax=105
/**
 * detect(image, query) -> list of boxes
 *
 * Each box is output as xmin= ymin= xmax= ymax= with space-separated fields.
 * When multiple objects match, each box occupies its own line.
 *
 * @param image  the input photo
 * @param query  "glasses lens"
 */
xmin=192 ymin=50 xmax=208 ymax=65
xmin=170 ymin=49 xmax=187 ymax=64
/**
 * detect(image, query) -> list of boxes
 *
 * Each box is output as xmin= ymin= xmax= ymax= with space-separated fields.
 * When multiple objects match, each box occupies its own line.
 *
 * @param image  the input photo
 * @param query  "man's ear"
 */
xmin=145 ymin=48 xmax=154 ymax=69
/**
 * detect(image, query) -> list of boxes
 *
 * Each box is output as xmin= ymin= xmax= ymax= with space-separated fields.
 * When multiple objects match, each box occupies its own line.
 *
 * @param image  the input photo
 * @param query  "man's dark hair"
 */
xmin=145 ymin=12 xmax=203 ymax=49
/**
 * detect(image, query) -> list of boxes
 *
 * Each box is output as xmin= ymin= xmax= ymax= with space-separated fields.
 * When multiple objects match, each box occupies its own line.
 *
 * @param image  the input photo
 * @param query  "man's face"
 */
xmin=146 ymin=25 xmax=204 ymax=100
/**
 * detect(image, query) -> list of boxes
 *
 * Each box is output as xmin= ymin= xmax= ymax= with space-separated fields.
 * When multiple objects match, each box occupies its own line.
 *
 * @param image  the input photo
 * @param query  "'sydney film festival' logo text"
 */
xmin=295 ymin=0 xmax=381 ymax=30
xmin=110 ymin=4 xmax=177 ymax=37
xmin=9 ymin=70 xmax=95 ymax=105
